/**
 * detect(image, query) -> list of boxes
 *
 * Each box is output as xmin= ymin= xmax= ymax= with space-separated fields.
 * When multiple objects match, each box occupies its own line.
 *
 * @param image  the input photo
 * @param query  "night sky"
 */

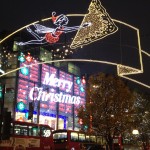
xmin=0 ymin=0 xmax=150 ymax=93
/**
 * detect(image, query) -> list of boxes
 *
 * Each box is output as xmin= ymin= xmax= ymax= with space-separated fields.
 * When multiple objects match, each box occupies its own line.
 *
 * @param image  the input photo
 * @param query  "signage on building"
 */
xmin=17 ymin=63 xmax=85 ymax=106
xmin=43 ymin=73 xmax=73 ymax=92
xmin=29 ymin=72 xmax=81 ymax=104
xmin=29 ymin=87 xmax=81 ymax=104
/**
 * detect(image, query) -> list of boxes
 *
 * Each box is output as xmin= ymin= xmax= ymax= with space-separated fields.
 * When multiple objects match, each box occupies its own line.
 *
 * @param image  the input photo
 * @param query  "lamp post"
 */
xmin=132 ymin=129 xmax=139 ymax=135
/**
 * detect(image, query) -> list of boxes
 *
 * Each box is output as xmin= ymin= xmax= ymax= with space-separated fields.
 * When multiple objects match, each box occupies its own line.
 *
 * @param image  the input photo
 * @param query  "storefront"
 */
xmin=16 ymin=60 xmax=86 ymax=130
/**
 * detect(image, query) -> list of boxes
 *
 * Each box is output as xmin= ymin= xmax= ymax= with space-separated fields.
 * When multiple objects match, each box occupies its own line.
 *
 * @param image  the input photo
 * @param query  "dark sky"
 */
xmin=0 ymin=0 xmax=150 ymax=93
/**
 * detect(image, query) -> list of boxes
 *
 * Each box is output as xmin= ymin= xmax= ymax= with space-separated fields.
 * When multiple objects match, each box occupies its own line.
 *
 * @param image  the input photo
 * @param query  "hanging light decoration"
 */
xmin=51 ymin=44 xmax=74 ymax=60
xmin=81 ymin=76 xmax=86 ymax=84
xmin=80 ymin=86 xmax=85 ymax=92
xmin=17 ymin=101 xmax=26 ymax=111
xmin=76 ymin=77 xmax=81 ymax=85
xmin=20 ymin=67 xmax=29 ymax=76
xmin=25 ymin=52 xmax=33 ymax=63
xmin=18 ymin=52 xmax=26 ymax=63
xmin=76 ymin=76 xmax=86 ymax=92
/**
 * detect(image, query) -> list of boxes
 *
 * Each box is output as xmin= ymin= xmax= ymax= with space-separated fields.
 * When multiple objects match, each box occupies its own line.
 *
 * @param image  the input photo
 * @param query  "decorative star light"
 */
xmin=18 ymin=52 xmax=25 ymax=63
xmin=80 ymin=86 xmax=85 ymax=92
xmin=20 ymin=67 xmax=29 ymax=76
xmin=17 ymin=101 xmax=26 ymax=111
xmin=76 ymin=77 xmax=81 ymax=84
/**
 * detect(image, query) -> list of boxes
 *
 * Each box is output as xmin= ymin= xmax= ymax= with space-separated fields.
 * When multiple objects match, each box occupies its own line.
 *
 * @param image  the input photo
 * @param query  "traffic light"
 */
xmin=28 ymin=102 xmax=34 ymax=120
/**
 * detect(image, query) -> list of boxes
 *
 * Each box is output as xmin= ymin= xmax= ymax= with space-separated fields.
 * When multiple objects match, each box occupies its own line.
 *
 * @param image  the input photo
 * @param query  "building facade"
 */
xmin=1 ymin=44 xmax=85 ymax=131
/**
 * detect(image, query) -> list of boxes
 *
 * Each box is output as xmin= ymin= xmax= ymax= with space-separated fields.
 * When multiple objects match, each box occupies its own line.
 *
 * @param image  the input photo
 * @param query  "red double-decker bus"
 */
xmin=0 ymin=121 xmax=54 ymax=150
xmin=52 ymin=129 xmax=105 ymax=150
xmin=113 ymin=136 xmax=123 ymax=150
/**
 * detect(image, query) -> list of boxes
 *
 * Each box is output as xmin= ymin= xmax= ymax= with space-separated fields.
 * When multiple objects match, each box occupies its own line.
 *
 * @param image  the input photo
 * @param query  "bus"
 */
xmin=52 ymin=129 xmax=105 ymax=150
xmin=113 ymin=136 xmax=123 ymax=150
xmin=0 ymin=121 xmax=54 ymax=150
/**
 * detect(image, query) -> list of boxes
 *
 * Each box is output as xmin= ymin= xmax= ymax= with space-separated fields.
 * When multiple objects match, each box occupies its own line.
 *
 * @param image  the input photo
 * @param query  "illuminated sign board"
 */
xmin=43 ymin=73 xmax=73 ymax=92
xmin=29 ymin=87 xmax=81 ymax=104
xmin=16 ymin=61 xmax=86 ymax=128
xmin=17 ymin=62 xmax=85 ymax=107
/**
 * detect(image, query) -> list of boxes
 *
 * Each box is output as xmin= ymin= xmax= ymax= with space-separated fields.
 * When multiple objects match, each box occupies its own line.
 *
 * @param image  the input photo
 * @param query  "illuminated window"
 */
xmin=71 ymin=132 xmax=78 ymax=141
xmin=29 ymin=126 xmax=39 ymax=137
xmin=14 ymin=124 xmax=28 ymax=136
xmin=79 ymin=133 xmax=86 ymax=142
xmin=53 ymin=132 xmax=67 ymax=140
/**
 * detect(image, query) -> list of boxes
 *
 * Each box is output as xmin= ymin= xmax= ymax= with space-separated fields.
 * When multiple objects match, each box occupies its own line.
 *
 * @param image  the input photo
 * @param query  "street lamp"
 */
xmin=132 ymin=129 xmax=139 ymax=135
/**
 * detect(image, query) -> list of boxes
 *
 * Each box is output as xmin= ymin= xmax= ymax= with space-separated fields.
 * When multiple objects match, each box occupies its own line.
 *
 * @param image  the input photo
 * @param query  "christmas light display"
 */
xmin=0 ymin=1 xmax=149 ymax=89
xmin=0 ymin=85 xmax=3 ymax=98
xmin=18 ymin=52 xmax=25 ymax=63
xmin=16 ymin=62 xmax=86 ymax=128
xmin=20 ymin=67 xmax=29 ymax=76
xmin=81 ymin=76 xmax=86 ymax=84
xmin=43 ymin=73 xmax=73 ymax=92
xmin=70 ymin=0 xmax=118 ymax=49
xmin=17 ymin=101 xmax=26 ymax=111
xmin=80 ymin=86 xmax=85 ymax=92
xmin=25 ymin=52 xmax=33 ymax=63
xmin=29 ymin=87 xmax=81 ymax=104
xmin=76 ymin=77 xmax=81 ymax=85
xmin=16 ymin=12 xmax=91 ymax=46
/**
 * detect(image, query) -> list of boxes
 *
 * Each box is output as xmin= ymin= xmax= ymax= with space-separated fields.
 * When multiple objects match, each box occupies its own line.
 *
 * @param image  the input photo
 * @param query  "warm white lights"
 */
xmin=43 ymin=73 xmax=73 ymax=92
xmin=132 ymin=129 xmax=139 ymax=135
xmin=0 ymin=1 xmax=149 ymax=89
xmin=70 ymin=0 xmax=118 ymax=49
xmin=16 ymin=12 xmax=91 ymax=46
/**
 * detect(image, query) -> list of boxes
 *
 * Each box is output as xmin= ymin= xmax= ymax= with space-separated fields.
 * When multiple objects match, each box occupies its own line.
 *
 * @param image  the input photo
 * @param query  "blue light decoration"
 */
xmin=16 ymin=108 xmax=37 ymax=114
xmin=76 ymin=77 xmax=81 ymax=85
xmin=18 ymin=52 xmax=26 ymax=63
xmin=84 ymin=125 xmax=88 ymax=129
xmin=41 ymin=112 xmax=56 ymax=118
xmin=17 ymin=101 xmax=26 ymax=111
xmin=76 ymin=76 xmax=85 ymax=92
xmin=25 ymin=112 xmax=29 ymax=119
xmin=80 ymin=86 xmax=85 ymax=92
xmin=20 ymin=67 xmax=29 ymax=76
xmin=0 ymin=85 xmax=3 ymax=99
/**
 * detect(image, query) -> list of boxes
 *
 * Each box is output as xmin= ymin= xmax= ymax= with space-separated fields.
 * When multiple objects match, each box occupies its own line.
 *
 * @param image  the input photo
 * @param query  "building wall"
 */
xmin=16 ymin=60 xmax=86 ymax=130
xmin=0 ymin=43 xmax=84 ymax=130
